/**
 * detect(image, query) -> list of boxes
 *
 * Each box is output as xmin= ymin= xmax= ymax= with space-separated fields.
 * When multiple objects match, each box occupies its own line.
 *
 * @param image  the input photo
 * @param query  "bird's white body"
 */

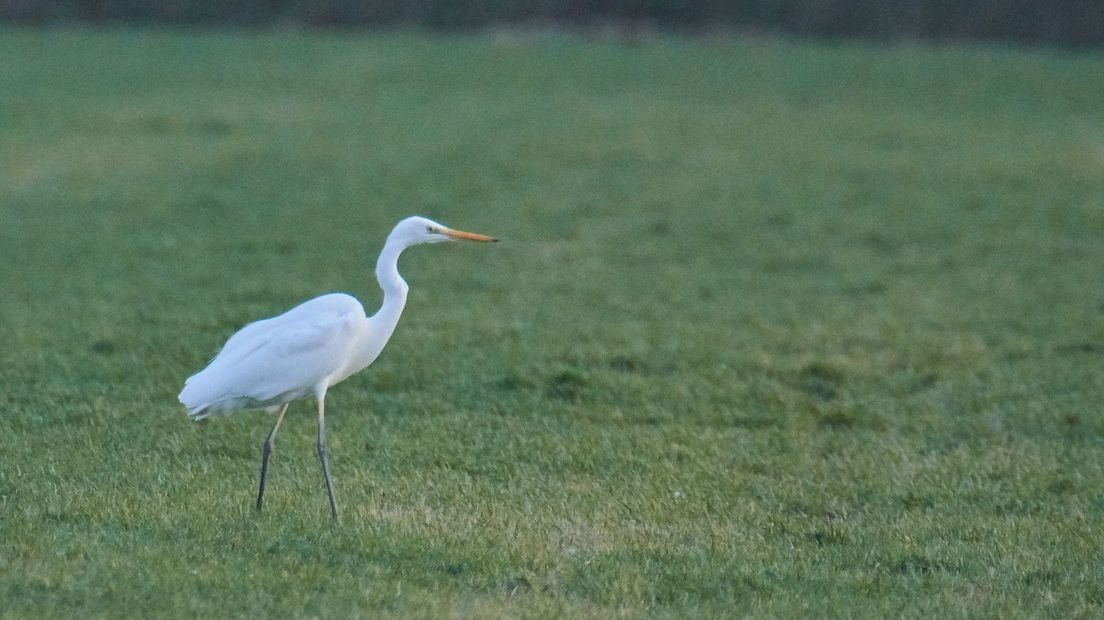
xmin=180 ymin=293 xmax=382 ymax=418
xmin=177 ymin=216 xmax=495 ymax=520
xmin=180 ymin=235 xmax=411 ymax=420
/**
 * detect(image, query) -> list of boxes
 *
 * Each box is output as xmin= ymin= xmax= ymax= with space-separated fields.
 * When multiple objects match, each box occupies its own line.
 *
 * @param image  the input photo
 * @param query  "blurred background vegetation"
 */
xmin=2 ymin=1 xmax=1102 ymax=47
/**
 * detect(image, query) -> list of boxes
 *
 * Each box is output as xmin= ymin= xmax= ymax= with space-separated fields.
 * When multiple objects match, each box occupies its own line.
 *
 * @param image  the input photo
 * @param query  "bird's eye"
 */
xmin=426 ymin=226 xmax=435 ymax=233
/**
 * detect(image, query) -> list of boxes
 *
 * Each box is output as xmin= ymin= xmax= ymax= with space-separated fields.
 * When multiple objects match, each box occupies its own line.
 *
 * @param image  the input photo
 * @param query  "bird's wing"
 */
xmin=181 ymin=295 xmax=368 ymax=414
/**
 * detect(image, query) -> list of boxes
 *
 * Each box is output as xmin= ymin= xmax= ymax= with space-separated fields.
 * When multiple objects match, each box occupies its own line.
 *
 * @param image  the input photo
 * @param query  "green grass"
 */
xmin=2 ymin=27 xmax=1104 ymax=618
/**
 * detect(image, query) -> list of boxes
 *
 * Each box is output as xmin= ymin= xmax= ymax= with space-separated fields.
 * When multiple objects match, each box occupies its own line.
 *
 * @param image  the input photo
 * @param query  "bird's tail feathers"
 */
xmin=179 ymin=371 xmax=223 ymax=420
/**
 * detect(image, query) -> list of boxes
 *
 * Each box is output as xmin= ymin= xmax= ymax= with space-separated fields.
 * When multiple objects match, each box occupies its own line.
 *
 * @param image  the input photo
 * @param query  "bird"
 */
xmin=178 ymin=216 xmax=497 ymax=521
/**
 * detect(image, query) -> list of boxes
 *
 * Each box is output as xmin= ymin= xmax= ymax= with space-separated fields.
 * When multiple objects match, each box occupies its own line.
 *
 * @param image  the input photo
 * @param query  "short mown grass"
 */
xmin=2 ymin=27 xmax=1103 ymax=618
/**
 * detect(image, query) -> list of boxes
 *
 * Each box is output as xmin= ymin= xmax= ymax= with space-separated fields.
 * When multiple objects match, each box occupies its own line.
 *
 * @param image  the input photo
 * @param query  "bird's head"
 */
xmin=390 ymin=216 xmax=498 ymax=247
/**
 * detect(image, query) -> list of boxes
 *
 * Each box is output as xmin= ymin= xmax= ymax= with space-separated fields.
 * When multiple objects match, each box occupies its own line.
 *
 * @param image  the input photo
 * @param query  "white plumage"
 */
xmin=180 ymin=293 xmax=368 ymax=419
xmin=178 ymin=216 xmax=496 ymax=521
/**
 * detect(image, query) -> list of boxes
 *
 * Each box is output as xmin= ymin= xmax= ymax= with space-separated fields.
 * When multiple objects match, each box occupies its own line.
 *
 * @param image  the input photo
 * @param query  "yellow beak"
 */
xmin=444 ymin=228 xmax=498 ymax=242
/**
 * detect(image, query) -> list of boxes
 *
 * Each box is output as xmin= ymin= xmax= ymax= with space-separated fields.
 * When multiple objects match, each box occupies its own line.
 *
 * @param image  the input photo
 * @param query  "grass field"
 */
xmin=2 ymin=27 xmax=1103 ymax=618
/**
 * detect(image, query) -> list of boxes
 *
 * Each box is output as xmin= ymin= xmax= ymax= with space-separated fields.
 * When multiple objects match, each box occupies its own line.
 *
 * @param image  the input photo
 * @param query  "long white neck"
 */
xmin=341 ymin=236 xmax=410 ymax=377
xmin=368 ymin=236 xmax=410 ymax=343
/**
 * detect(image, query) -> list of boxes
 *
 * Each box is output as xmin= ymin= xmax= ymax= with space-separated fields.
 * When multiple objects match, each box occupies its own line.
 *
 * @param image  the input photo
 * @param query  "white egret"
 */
xmin=178 ymin=216 xmax=497 ymax=521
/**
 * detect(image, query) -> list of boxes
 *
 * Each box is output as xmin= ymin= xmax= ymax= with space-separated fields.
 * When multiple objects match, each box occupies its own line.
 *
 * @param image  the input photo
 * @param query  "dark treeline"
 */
xmin=3 ymin=1 xmax=1103 ymax=46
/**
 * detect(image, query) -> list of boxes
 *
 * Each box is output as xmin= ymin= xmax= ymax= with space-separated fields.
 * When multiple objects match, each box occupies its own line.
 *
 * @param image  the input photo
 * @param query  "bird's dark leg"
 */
xmin=317 ymin=397 xmax=338 ymax=522
xmin=256 ymin=403 xmax=289 ymax=512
